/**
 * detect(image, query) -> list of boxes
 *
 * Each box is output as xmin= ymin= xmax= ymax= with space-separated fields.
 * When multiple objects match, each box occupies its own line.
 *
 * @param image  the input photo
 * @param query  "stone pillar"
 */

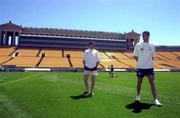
xmin=17 ymin=32 xmax=20 ymax=46
xmin=12 ymin=32 xmax=16 ymax=46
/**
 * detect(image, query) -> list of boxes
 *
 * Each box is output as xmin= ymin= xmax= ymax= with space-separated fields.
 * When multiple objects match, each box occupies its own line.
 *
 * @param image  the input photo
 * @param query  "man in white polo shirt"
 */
xmin=83 ymin=41 xmax=100 ymax=96
xmin=134 ymin=31 xmax=161 ymax=106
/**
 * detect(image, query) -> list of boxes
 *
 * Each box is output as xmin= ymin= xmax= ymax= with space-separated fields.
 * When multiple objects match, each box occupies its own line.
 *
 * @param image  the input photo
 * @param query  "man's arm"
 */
xmin=83 ymin=60 xmax=85 ymax=66
xmin=133 ymin=44 xmax=138 ymax=61
xmin=96 ymin=52 xmax=100 ymax=67
xmin=96 ymin=61 xmax=100 ymax=67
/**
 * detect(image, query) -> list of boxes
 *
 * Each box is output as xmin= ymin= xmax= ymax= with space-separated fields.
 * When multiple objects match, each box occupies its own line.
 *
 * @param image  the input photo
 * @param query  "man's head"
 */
xmin=142 ymin=31 xmax=150 ymax=43
xmin=89 ymin=41 xmax=96 ymax=49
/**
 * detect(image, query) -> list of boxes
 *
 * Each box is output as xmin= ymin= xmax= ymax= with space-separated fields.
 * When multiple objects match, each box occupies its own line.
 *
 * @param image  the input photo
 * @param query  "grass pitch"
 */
xmin=0 ymin=72 xmax=180 ymax=118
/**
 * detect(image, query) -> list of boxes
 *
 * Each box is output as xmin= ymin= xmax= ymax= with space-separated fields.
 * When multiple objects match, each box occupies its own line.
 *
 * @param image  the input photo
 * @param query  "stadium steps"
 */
xmin=99 ymin=63 xmax=105 ymax=68
xmin=62 ymin=49 xmax=65 ymax=57
xmin=171 ymin=52 xmax=180 ymax=60
xmin=121 ymin=52 xmax=132 ymax=59
xmin=156 ymin=52 xmax=172 ymax=60
xmin=116 ymin=59 xmax=134 ymax=68
xmin=68 ymin=58 xmax=73 ymax=68
xmin=0 ymin=56 xmax=14 ymax=65
xmin=36 ymin=49 xmax=42 ymax=57
xmin=36 ymin=55 xmax=44 ymax=67
xmin=103 ymin=52 xmax=111 ymax=59
xmin=9 ymin=47 xmax=18 ymax=56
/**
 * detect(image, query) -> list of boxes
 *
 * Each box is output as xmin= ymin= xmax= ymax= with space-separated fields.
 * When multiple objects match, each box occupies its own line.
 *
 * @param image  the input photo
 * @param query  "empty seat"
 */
xmin=38 ymin=57 xmax=69 ymax=68
xmin=64 ymin=50 xmax=83 ymax=58
xmin=3 ymin=56 xmax=40 ymax=67
xmin=16 ymin=49 xmax=40 ymax=56
xmin=0 ymin=56 xmax=12 ymax=64
xmin=105 ymin=52 xmax=128 ymax=59
xmin=40 ymin=49 xmax=61 ymax=57
xmin=0 ymin=47 xmax=15 ymax=56
xmin=100 ymin=59 xmax=130 ymax=68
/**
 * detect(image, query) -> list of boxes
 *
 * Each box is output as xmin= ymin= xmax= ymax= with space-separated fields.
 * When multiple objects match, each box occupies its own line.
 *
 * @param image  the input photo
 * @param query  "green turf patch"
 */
xmin=0 ymin=72 xmax=180 ymax=118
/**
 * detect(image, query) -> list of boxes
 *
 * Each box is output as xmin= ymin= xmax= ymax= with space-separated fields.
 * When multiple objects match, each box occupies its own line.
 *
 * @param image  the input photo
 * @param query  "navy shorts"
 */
xmin=136 ymin=68 xmax=154 ymax=78
xmin=84 ymin=66 xmax=97 ymax=71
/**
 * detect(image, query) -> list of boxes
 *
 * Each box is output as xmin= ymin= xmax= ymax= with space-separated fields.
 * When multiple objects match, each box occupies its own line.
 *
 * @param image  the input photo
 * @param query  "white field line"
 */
xmin=0 ymin=74 xmax=40 ymax=86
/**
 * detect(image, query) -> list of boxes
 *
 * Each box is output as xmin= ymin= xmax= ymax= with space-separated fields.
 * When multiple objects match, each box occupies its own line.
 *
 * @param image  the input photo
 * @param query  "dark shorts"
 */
xmin=84 ymin=66 xmax=97 ymax=71
xmin=136 ymin=68 xmax=154 ymax=78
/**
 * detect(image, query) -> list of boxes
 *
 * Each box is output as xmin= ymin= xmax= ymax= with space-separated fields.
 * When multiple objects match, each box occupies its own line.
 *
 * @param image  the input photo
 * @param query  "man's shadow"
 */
xmin=125 ymin=101 xmax=154 ymax=113
xmin=70 ymin=93 xmax=92 ymax=100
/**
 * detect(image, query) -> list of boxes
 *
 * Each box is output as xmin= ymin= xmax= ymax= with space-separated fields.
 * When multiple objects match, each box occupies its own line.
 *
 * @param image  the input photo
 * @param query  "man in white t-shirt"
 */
xmin=133 ymin=31 xmax=161 ymax=106
xmin=83 ymin=41 xmax=100 ymax=96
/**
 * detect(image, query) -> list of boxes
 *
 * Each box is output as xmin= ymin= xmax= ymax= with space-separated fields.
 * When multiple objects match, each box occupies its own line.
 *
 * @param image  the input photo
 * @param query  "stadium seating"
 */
xmin=16 ymin=49 xmax=40 ymax=56
xmin=0 ymin=47 xmax=15 ymax=56
xmin=40 ymin=49 xmax=62 ymax=57
xmin=123 ymin=52 xmax=134 ymax=59
xmin=0 ymin=47 xmax=179 ymax=69
xmin=0 ymin=56 xmax=12 ymax=64
xmin=100 ymin=59 xmax=131 ymax=68
xmin=99 ymin=52 xmax=109 ymax=59
xmin=38 ymin=57 xmax=70 ymax=68
xmin=105 ymin=52 xmax=128 ymax=59
xmin=173 ymin=52 xmax=180 ymax=56
xmin=156 ymin=52 xmax=177 ymax=60
xmin=64 ymin=50 xmax=83 ymax=58
xmin=3 ymin=56 xmax=41 ymax=67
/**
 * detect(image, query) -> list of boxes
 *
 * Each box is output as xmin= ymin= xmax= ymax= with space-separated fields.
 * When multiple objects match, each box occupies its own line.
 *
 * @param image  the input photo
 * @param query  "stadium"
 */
xmin=0 ymin=21 xmax=180 ymax=118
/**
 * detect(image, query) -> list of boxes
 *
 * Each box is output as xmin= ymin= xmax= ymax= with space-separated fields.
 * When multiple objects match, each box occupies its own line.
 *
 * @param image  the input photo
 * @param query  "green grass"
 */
xmin=0 ymin=72 xmax=180 ymax=118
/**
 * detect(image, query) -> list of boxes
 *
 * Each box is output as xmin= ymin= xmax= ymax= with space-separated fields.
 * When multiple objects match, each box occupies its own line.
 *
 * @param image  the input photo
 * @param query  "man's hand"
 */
xmin=134 ymin=56 xmax=138 ymax=61
xmin=96 ymin=61 xmax=100 ymax=67
xmin=83 ymin=60 xmax=85 ymax=66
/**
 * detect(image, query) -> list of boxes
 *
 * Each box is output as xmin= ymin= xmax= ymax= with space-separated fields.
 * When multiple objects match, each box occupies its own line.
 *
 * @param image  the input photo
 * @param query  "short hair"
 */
xmin=142 ymin=31 xmax=150 ymax=36
xmin=89 ymin=41 xmax=96 ymax=45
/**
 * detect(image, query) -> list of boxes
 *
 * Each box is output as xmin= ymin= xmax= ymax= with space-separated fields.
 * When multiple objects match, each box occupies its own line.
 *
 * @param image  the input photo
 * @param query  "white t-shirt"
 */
xmin=83 ymin=49 xmax=100 ymax=68
xmin=133 ymin=42 xmax=155 ymax=69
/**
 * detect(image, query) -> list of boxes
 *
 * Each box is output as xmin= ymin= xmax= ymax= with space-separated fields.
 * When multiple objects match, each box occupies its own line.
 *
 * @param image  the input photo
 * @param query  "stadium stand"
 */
xmin=0 ymin=48 xmax=179 ymax=70
xmin=105 ymin=52 xmax=128 ymax=59
xmin=40 ymin=49 xmax=62 ymax=57
xmin=0 ymin=47 xmax=16 ymax=56
xmin=38 ymin=57 xmax=70 ymax=68
xmin=0 ymin=22 xmax=179 ymax=71
xmin=100 ymin=58 xmax=131 ymax=68
xmin=3 ymin=56 xmax=41 ymax=67
xmin=15 ymin=48 xmax=40 ymax=56
xmin=64 ymin=50 xmax=83 ymax=58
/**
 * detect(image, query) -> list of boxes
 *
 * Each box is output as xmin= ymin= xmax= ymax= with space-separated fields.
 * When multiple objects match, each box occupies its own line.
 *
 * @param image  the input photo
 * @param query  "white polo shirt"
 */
xmin=83 ymin=49 xmax=100 ymax=68
xmin=133 ymin=42 xmax=155 ymax=69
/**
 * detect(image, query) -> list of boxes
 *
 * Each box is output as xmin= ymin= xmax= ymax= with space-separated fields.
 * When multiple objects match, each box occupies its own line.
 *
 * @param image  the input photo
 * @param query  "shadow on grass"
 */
xmin=125 ymin=101 xmax=154 ymax=113
xmin=70 ymin=93 xmax=92 ymax=100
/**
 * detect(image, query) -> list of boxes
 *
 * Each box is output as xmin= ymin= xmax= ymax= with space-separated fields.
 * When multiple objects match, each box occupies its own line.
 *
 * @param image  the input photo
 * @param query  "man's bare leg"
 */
xmin=147 ymin=75 xmax=161 ymax=106
xmin=137 ymin=77 xmax=143 ymax=96
xmin=90 ymin=75 xmax=96 ymax=95
xmin=84 ymin=74 xmax=89 ymax=93
xmin=147 ymin=75 xmax=157 ymax=100
xmin=136 ymin=77 xmax=143 ymax=101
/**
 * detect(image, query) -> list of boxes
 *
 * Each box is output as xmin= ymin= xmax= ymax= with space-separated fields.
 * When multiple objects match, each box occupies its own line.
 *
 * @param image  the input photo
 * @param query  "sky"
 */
xmin=0 ymin=0 xmax=179 ymax=45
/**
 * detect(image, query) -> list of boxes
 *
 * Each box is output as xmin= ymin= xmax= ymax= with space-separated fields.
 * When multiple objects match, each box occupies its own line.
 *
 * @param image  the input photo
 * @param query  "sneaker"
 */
xmin=89 ymin=92 xmax=94 ymax=96
xmin=83 ymin=91 xmax=89 ymax=96
xmin=135 ymin=95 xmax=140 ymax=102
xmin=154 ymin=99 xmax=162 ymax=106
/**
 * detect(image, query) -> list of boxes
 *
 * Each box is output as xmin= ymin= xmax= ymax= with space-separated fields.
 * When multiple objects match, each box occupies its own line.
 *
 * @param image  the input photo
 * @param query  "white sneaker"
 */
xmin=135 ymin=95 xmax=140 ymax=102
xmin=154 ymin=99 xmax=162 ymax=106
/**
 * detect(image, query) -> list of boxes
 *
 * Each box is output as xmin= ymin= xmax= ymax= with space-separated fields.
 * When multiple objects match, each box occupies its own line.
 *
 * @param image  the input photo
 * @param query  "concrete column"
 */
xmin=17 ymin=32 xmax=20 ymax=46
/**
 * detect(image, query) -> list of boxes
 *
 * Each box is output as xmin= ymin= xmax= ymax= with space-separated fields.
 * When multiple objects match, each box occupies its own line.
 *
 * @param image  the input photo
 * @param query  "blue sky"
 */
xmin=0 ymin=0 xmax=179 ymax=45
